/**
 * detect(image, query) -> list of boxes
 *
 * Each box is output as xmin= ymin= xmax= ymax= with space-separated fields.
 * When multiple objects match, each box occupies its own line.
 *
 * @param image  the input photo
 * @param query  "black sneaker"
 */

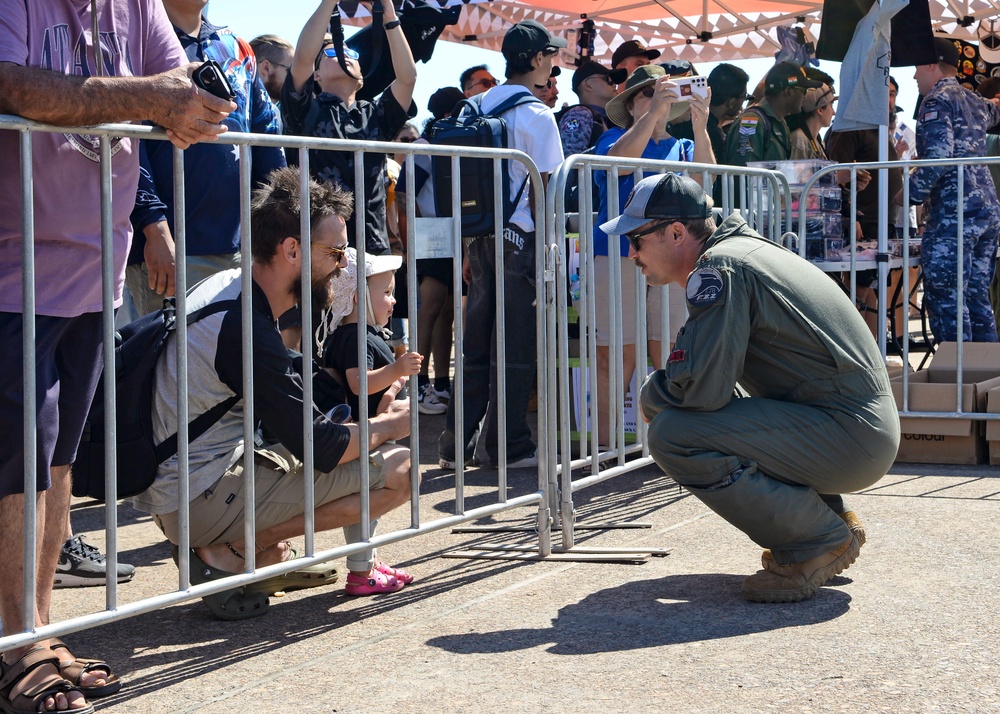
xmin=54 ymin=535 xmax=136 ymax=588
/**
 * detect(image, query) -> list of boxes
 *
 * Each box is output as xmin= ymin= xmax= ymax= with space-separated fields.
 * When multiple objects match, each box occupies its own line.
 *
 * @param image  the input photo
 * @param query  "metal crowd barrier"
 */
xmin=799 ymin=157 xmax=1000 ymax=429
xmin=544 ymin=156 xmax=792 ymax=553
xmin=0 ymin=115 xmax=552 ymax=651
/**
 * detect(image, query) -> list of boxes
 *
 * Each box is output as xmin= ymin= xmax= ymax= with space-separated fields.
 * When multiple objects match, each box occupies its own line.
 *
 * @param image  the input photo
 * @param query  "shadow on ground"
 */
xmin=425 ymin=574 xmax=852 ymax=655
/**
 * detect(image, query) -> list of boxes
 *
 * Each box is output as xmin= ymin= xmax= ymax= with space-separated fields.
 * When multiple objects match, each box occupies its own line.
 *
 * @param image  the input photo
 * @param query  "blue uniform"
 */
xmin=910 ymin=76 xmax=1000 ymax=343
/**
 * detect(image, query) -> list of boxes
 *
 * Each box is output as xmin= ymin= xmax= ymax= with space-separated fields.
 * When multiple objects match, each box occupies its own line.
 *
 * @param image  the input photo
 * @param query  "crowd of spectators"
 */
xmin=4 ymin=2 xmax=1000 ymax=708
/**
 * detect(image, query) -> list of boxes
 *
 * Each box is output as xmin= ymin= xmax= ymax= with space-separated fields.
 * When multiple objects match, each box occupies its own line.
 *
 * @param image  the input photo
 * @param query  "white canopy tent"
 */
xmin=343 ymin=0 xmax=1000 ymax=66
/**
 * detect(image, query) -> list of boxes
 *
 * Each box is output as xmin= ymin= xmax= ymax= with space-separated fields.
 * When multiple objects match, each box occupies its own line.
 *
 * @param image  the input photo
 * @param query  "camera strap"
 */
xmin=90 ymin=0 xmax=103 ymax=77
xmin=327 ymin=4 xmax=353 ymax=78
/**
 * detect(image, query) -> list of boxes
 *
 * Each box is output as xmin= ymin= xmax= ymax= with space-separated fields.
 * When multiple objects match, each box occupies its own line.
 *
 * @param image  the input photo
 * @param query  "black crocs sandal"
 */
xmin=188 ymin=549 xmax=270 ymax=621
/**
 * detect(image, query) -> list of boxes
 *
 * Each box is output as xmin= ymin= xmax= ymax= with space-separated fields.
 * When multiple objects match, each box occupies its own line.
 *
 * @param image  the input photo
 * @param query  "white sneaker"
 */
xmin=505 ymin=452 xmax=538 ymax=469
xmin=418 ymin=383 xmax=448 ymax=415
xmin=432 ymin=382 xmax=451 ymax=404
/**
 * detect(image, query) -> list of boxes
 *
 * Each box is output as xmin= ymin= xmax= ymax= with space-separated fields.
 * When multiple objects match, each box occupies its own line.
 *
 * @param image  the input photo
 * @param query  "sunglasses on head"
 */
xmin=311 ymin=241 xmax=348 ymax=262
xmin=626 ymin=220 xmax=673 ymax=251
xmin=322 ymin=46 xmax=360 ymax=61
xmin=542 ymin=47 xmax=560 ymax=56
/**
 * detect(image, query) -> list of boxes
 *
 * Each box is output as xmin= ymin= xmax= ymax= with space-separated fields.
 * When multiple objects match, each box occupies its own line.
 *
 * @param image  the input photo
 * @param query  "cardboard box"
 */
xmin=892 ymin=343 xmax=1000 ymax=464
xmin=987 ymin=388 xmax=1000 ymax=466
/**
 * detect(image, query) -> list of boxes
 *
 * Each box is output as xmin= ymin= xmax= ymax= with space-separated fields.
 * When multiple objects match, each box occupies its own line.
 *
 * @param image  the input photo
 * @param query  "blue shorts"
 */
xmin=0 ymin=312 xmax=104 ymax=498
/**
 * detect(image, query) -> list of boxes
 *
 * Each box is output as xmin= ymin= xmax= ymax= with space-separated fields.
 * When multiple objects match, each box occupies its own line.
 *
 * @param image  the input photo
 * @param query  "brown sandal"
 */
xmin=0 ymin=647 xmax=94 ymax=714
xmin=48 ymin=640 xmax=121 ymax=699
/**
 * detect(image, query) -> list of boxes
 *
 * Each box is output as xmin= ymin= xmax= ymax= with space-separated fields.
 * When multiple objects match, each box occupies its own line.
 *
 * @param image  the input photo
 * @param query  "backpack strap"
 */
xmin=153 ymin=298 xmax=241 ymax=464
xmin=482 ymin=90 xmax=544 ymax=221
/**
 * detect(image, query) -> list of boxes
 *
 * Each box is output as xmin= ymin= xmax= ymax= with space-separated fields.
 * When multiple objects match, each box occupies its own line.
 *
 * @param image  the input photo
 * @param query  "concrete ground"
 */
xmin=50 ymin=406 xmax=1000 ymax=714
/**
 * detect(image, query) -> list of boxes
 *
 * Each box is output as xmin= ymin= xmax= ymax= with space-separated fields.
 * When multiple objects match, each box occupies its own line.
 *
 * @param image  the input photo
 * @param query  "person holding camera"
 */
xmin=588 ymin=63 xmax=714 ymax=455
xmin=283 ymin=0 xmax=417 ymax=257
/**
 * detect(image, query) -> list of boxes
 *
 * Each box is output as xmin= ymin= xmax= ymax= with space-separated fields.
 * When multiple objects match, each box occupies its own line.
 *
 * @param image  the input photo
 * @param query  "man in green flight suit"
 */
xmin=601 ymin=173 xmax=899 ymax=603
xmin=723 ymin=61 xmax=820 ymax=166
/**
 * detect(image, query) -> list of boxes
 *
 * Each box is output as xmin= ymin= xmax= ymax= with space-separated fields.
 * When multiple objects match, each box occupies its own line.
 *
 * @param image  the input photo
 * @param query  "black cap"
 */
xmin=659 ymin=58 xmax=696 ymax=77
xmin=501 ymin=20 xmax=567 ymax=60
xmin=933 ymin=37 xmax=960 ymax=67
xmin=611 ymin=40 xmax=661 ymax=69
xmin=571 ymin=60 xmax=627 ymax=92
xmin=764 ymin=61 xmax=823 ymax=92
xmin=599 ymin=173 xmax=712 ymax=236
xmin=428 ymin=86 xmax=465 ymax=119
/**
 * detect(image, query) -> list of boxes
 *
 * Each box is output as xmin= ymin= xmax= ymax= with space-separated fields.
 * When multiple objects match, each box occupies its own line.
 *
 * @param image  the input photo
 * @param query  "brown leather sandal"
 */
xmin=0 ymin=646 xmax=94 ymax=714
xmin=49 ymin=640 xmax=121 ymax=699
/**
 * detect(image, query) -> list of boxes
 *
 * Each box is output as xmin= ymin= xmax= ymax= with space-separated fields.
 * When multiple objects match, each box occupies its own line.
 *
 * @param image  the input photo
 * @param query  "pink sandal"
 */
xmin=344 ymin=568 xmax=404 ymax=596
xmin=375 ymin=561 xmax=414 ymax=585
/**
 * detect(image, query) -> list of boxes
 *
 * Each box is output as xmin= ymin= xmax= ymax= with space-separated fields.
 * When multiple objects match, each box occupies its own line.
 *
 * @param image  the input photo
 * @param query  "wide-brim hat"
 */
xmin=600 ymin=173 xmax=712 ymax=236
xmin=605 ymin=64 xmax=664 ymax=128
xmin=605 ymin=64 xmax=692 ymax=127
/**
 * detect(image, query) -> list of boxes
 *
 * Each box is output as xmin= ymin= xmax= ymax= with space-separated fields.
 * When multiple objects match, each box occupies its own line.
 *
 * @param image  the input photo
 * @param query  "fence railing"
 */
xmin=4 ymin=112 xmax=995 ymax=652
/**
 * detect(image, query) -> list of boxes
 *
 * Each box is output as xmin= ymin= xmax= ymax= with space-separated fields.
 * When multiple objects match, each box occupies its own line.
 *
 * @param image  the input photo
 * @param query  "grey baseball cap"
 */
xmin=600 ymin=173 xmax=712 ymax=236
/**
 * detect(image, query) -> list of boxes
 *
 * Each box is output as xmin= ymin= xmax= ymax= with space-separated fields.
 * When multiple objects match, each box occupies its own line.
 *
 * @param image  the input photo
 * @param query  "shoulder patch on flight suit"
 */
xmin=686 ymin=267 xmax=725 ymax=306
xmin=738 ymin=117 xmax=759 ymax=135
xmin=564 ymin=117 xmax=580 ymax=132
xmin=668 ymin=349 xmax=686 ymax=364
xmin=921 ymin=110 xmax=939 ymax=123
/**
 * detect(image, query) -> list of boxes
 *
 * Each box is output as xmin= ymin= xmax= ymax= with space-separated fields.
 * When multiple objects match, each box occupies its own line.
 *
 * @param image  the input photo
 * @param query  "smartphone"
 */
xmin=672 ymin=75 xmax=709 ymax=100
xmin=193 ymin=60 xmax=235 ymax=101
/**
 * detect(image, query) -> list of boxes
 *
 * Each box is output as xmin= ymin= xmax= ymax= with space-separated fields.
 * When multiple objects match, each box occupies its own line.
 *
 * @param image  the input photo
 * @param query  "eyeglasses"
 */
xmin=322 ymin=46 xmax=360 ymax=61
xmin=311 ymin=241 xmax=348 ymax=262
xmin=273 ymin=62 xmax=292 ymax=71
xmin=637 ymin=86 xmax=656 ymax=99
xmin=396 ymin=136 xmax=416 ymax=143
xmin=467 ymin=77 xmax=498 ymax=91
xmin=626 ymin=220 xmax=672 ymax=251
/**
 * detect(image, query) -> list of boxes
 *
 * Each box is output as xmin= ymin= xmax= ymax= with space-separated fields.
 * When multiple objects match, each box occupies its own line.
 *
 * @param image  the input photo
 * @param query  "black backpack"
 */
xmin=72 ymin=298 xmax=239 ymax=502
xmin=428 ymin=90 xmax=543 ymax=237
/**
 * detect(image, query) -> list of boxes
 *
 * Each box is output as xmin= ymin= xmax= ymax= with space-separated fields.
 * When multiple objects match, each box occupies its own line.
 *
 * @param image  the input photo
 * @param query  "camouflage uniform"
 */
xmin=721 ymin=98 xmax=790 ymax=166
xmin=910 ymin=76 xmax=1000 ymax=343
xmin=640 ymin=214 xmax=899 ymax=565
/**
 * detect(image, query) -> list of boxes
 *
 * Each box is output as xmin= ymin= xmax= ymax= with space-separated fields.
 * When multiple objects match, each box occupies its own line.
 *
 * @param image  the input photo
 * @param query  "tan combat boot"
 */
xmin=760 ymin=510 xmax=866 ymax=569
xmin=742 ymin=532 xmax=861 ymax=603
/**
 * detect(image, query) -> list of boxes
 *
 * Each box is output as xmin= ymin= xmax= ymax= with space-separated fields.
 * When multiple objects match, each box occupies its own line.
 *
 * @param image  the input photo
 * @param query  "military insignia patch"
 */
xmin=921 ymin=110 xmax=938 ymax=122
xmin=565 ymin=118 xmax=580 ymax=131
xmin=686 ymin=267 xmax=725 ymax=305
xmin=668 ymin=349 xmax=686 ymax=364
xmin=739 ymin=117 xmax=758 ymax=135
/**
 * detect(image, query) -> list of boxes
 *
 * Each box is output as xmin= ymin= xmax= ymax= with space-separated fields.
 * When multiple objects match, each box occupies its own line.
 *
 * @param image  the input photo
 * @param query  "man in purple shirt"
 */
xmin=0 ymin=2 xmax=232 ymax=710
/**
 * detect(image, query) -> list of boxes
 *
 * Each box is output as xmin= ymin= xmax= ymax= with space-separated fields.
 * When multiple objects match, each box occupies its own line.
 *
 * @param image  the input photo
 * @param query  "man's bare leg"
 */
xmin=195 ymin=446 xmax=414 ymax=573
xmin=0 ymin=490 xmax=89 ymax=712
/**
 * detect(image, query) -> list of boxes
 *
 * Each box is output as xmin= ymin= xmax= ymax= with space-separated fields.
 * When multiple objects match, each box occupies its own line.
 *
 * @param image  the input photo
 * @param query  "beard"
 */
xmin=291 ymin=267 xmax=339 ymax=314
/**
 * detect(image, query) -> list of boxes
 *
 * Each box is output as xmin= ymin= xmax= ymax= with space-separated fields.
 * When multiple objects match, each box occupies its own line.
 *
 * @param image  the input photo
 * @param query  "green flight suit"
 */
xmin=722 ymin=98 xmax=791 ymax=166
xmin=640 ymin=214 xmax=899 ymax=565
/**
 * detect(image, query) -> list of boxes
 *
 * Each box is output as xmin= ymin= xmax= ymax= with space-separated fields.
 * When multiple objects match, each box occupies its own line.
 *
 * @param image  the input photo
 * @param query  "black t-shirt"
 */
xmin=323 ymin=322 xmax=396 ymax=420
xmin=282 ymin=79 xmax=416 ymax=255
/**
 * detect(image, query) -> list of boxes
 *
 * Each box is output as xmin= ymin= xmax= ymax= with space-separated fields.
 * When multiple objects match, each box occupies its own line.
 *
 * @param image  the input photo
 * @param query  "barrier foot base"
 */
xmin=440 ymin=543 xmax=670 ymax=564
xmin=451 ymin=521 xmax=651 ymax=534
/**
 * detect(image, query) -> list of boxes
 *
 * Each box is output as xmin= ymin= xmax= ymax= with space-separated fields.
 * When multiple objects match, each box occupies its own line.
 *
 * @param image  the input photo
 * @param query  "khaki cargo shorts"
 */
xmin=154 ymin=443 xmax=387 ymax=548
